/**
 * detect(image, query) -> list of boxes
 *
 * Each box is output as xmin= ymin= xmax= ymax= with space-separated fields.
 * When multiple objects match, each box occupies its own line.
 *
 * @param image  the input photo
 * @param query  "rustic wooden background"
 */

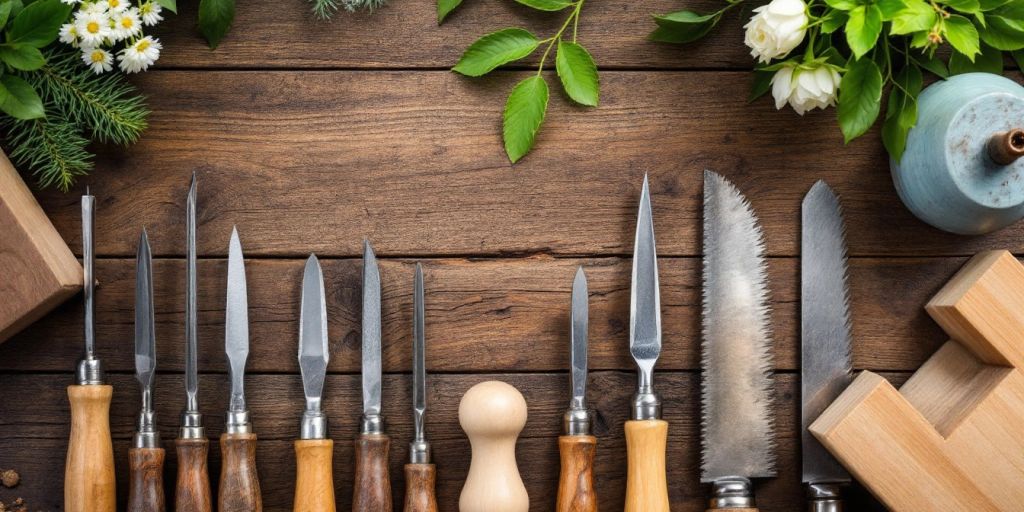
xmin=2 ymin=0 xmax=1019 ymax=509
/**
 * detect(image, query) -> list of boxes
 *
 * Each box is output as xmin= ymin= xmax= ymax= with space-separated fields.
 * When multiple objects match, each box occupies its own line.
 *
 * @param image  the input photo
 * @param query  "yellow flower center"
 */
xmin=90 ymin=51 xmax=105 ymax=63
xmin=109 ymin=0 xmax=119 ymax=7
xmin=121 ymin=17 xmax=133 ymax=28
xmin=137 ymin=40 xmax=150 ymax=52
xmin=87 ymin=21 xmax=100 ymax=33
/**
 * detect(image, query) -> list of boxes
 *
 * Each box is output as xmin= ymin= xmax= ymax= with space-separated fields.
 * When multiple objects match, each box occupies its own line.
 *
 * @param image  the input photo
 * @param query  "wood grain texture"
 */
xmin=128 ymin=447 xmax=166 ymax=512
xmin=403 ymin=463 xmax=438 ymax=512
xmin=624 ymin=419 xmax=669 ymax=512
xmin=219 ymin=433 xmax=263 ymax=512
xmin=65 ymin=384 xmax=117 ymax=512
xmin=175 ymin=437 xmax=213 ymax=512
xmin=352 ymin=434 xmax=393 ymax=512
xmin=556 ymin=435 xmax=597 ymax=512
xmin=294 ymin=439 xmax=336 ymax=512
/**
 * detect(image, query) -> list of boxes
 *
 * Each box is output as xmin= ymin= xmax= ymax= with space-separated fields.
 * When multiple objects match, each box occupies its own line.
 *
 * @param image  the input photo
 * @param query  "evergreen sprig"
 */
xmin=2 ymin=117 xmax=92 ymax=191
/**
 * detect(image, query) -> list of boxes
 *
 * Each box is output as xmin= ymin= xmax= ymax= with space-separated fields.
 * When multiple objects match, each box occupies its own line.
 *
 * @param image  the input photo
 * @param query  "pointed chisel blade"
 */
xmin=135 ymin=229 xmax=156 ymax=390
xmin=570 ymin=266 xmax=588 ymax=411
xmin=361 ymin=240 xmax=383 ymax=427
xmin=630 ymin=175 xmax=661 ymax=412
xmin=299 ymin=254 xmax=329 ymax=410
xmin=185 ymin=173 xmax=199 ymax=413
xmin=226 ymin=227 xmax=249 ymax=413
xmin=412 ymin=263 xmax=426 ymax=443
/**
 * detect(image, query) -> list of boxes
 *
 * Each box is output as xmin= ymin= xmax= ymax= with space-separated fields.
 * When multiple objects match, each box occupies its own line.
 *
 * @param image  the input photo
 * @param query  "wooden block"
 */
xmin=810 ymin=250 xmax=1024 ymax=511
xmin=0 ymin=152 xmax=81 ymax=343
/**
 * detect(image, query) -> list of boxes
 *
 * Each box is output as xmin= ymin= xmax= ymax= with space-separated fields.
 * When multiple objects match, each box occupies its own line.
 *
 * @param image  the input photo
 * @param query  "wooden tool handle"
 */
xmin=556 ymin=435 xmax=597 ymax=512
xmin=624 ymin=419 xmax=669 ymax=512
xmin=706 ymin=509 xmax=758 ymax=512
xmin=175 ymin=438 xmax=212 ymax=512
xmin=219 ymin=432 xmax=263 ymax=512
xmin=128 ymin=447 xmax=166 ymax=512
xmin=65 ymin=384 xmax=116 ymax=512
xmin=403 ymin=463 xmax=438 ymax=512
xmin=352 ymin=433 xmax=392 ymax=512
xmin=294 ymin=439 xmax=336 ymax=512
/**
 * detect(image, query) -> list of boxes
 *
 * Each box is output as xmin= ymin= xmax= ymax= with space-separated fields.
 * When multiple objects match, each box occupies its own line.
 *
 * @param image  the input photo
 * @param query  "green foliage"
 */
xmin=555 ymin=40 xmax=598 ymax=106
xmin=199 ymin=0 xmax=235 ymax=49
xmin=6 ymin=0 xmax=70 ymax=47
xmin=503 ymin=76 xmax=548 ymax=162
xmin=155 ymin=0 xmax=178 ymax=13
xmin=437 ymin=0 xmax=462 ymax=22
xmin=882 ymin=64 xmax=922 ymax=160
xmin=846 ymin=5 xmax=883 ymax=58
xmin=838 ymin=58 xmax=883 ymax=142
xmin=3 ymin=116 xmax=92 ymax=190
xmin=650 ymin=10 xmax=722 ymax=43
xmin=514 ymin=0 xmax=573 ymax=11
xmin=453 ymin=29 xmax=540 ymax=77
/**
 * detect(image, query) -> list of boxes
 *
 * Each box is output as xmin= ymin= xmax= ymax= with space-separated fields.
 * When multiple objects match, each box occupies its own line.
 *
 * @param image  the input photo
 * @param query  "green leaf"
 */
xmin=910 ymin=28 xmax=931 ymax=47
xmin=939 ymin=0 xmax=981 ymax=11
xmin=452 ymin=28 xmax=539 ymax=76
xmin=1014 ymin=49 xmax=1024 ymax=68
xmin=838 ymin=57 xmax=883 ymax=142
xmin=437 ymin=0 xmax=462 ymax=22
xmin=154 ymin=0 xmax=177 ymax=14
xmin=944 ymin=14 xmax=981 ymax=58
xmin=513 ymin=0 xmax=572 ymax=11
xmin=878 ymin=0 xmax=906 ymax=19
xmin=0 ymin=2 xmax=13 ymax=28
xmin=949 ymin=41 xmax=1003 ymax=72
xmin=826 ymin=0 xmax=858 ymax=11
xmin=650 ymin=10 xmax=720 ymax=43
xmin=0 ymin=44 xmax=44 ymax=70
xmin=882 ymin=65 xmax=923 ymax=160
xmin=914 ymin=54 xmax=949 ymax=77
xmin=555 ymin=40 xmax=598 ymax=106
xmin=0 ymin=73 xmax=42 ymax=119
xmin=846 ymin=5 xmax=883 ymax=58
xmin=748 ymin=70 xmax=773 ymax=102
xmin=503 ymin=75 xmax=548 ymax=163
xmin=889 ymin=1 xmax=936 ymax=34
xmin=198 ymin=0 xmax=235 ymax=49
xmin=6 ymin=0 xmax=69 ymax=48
xmin=821 ymin=9 xmax=849 ymax=33
xmin=979 ymin=2 xmax=1024 ymax=50
xmin=979 ymin=0 xmax=1011 ymax=10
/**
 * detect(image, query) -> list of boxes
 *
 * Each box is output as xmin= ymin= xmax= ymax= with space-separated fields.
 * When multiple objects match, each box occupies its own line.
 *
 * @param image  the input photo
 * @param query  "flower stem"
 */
xmin=536 ymin=0 xmax=586 ymax=75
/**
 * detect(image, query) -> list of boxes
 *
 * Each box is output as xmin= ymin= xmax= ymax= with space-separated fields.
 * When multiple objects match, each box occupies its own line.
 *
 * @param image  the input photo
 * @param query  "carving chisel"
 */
xmin=129 ymin=229 xmax=165 ymax=512
xmin=353 ymin=240 xmax=393 ymax=511
xmin=557 ymin=267 xmax=597 ymax=512
xmin=624 ymin=175 xmax=670 ymax=512
xmin=801 ymin=181 xmax=853 ymax=512
xmin=219 ymin=227 xmax=263 ymax=512
xmin=701 ymin=171 xmax=777 ymax=511
xmin=404 ymin=263 xmax=438 ymax=512
xmin=65 ymin=189 xmax=116 ymax=512
xmin=177 ymin=173 xmax=213 ymax=512
xmin=293 ymin=254 xmax=335 ymax=512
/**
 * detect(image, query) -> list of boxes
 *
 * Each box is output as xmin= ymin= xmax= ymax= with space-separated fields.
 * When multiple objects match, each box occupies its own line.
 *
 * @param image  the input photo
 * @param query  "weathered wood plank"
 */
xmin=0 ymin=372 xmax=892 ymax=511
xmin=0 ymin=257 xmax=954 ymax=373
xmin=32 ymin=71 xmax=1023 ymax=258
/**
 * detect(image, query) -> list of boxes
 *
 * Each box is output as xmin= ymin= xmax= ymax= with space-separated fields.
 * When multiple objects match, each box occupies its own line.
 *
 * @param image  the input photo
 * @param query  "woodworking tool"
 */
xmin=129 ymin=229 xmax=166 ymax=512
xmin=293 ymin=254 xmax=335 ymax=512
xmin=624 ymin=174 xmax=670 ymax=512
xmin=557 ymin=266 xmax=597 ymax=512
xmin=65 ymin=189 xmax=116 ymax=512
xmin=177 ymin=173 xmax=213 ymax=512
xmin=801 ymin=181 xmax=853 ymax=512
xmin=701 ymin=170 xmax=777 ymax=511
xmin=353 ymin=240 xmax=392 ymax=511
xmin=219 ymin=227 xmax=263 ymax=512
xmin=459 ymin=380 xmax=529 ymax=512
xmin=404 ymin=263 xmax=438 ymax=512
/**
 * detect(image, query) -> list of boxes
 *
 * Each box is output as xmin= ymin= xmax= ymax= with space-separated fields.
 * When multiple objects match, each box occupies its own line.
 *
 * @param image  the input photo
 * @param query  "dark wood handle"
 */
xmin=65 ymin=384 xmax=116 ymax=512
xmin=128 ymin=447 xmax=166 ymax=512
xmin=556 ymin=435 xmax=597 ymax=512
xmin=403 ymin=463 xmax=437 ymax=512
xmin=219 ymin=432 xmax=263 ymax=512
xmin=175 ymin=438 xmax=212 ymax=512
xmin=352 ymin=433 xmax=392 ymax=512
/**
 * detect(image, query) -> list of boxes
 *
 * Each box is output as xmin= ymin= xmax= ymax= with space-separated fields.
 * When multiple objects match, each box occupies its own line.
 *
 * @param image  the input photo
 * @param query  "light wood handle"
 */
xmin=624 ymin=419 xmax=669 ymax=512
xmin=175 ymin=438 xmax=212 ymax=512
xmin=352 ymin=433 xmax=392 ymax=512
xmin=128 ymin=447 xmax=166 ymax=512
xmin=294 ymin=439 xmax=336 ymax=512
xmin=65 ymin=384 xmax=116 ymax=512
xmin=403 ymin=463 xmax=438 ymax=512
xmin=556 ymin=435 xmax=597 ymax=512
xmin=219 ymin=432 xmax=263 ymax=512
xmin=706 ymin=509 xmax=758 ymax=512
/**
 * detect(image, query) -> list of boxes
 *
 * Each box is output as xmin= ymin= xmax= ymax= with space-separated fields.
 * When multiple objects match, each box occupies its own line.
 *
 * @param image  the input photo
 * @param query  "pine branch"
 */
xmin=310 ymin=0 xmax=386 ymax=18
xmin=310 ymin=0 xmax=337 ymax=19
xmin=2 ymin=117 xmax=92 ymax=191
xmin=341 ymin=0 xmax=387 ymax=11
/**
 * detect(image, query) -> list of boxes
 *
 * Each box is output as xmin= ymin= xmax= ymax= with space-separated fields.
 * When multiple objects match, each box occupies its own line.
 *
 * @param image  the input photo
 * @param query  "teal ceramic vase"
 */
xmin=891 ymin=73 xmax=1024 ymax=235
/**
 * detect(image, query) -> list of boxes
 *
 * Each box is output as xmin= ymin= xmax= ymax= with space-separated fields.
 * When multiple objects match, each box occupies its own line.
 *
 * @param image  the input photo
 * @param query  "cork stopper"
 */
xmin=987 ymin=129 xmax=1024 ymax=165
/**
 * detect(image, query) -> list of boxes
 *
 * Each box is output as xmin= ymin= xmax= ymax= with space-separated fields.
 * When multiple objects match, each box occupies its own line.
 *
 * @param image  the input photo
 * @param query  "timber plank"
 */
xmin=0 ymin=257 xmax=953 ymax=373
xmin=0 ymin=372 xmax=890 ymax=511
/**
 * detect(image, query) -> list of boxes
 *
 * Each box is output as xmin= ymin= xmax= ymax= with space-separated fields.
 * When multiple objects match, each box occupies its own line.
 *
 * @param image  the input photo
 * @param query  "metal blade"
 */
xmin=570 ymin=266 xmax=588 ymax=410
xmin=362 ymin=240 xmax=383 ymax=422
xmin=82 ymin=191 xmax=95 ymax=360
xmin=134 ymin=229 xmax=156 ymax=391
xmin=299 ymin=254 xmax=329 ymax=411
xmin=701 ymin=170 xmax=776 ymax=482
xmin=413 ymin=263 xmax=426 ymax=443
xmin=226 ymin=226 xmax=249 ymax=413
xmin=185 ymin=173 xmax=199 ymax=413
xmin=801 ymin=180 xmax=853 ymax=485
xmin=630 ymin=175 xmax=661 ymax=398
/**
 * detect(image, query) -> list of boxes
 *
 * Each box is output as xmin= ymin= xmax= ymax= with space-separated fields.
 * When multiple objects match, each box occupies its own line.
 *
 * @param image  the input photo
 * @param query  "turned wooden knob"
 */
xmin=458 ymin=381 xmax=529 ymax=512
xmin=988 ymin=129 xmax=1024 ymax=165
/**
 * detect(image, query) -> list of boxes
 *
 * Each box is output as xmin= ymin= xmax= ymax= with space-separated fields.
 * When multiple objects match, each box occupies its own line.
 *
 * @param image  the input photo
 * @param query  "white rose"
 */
xmin=771 ymin=64 xmax=841 ymax=115
xmin=744 ymin=0 xmax=808 ymax=63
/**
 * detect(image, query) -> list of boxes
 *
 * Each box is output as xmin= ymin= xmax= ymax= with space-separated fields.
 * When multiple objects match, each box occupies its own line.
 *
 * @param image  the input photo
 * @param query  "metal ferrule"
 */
xmin=564 ymin=407 xmax=592 ymax=436
xmin=134 ymin=410 xmax=160 ymax=448
xmin=179 ymin=410 xmax=205 ymax=439
xmin=409 ymin=440 xmax=431 ymax=464
xmin=225 ymin=410 xmax=251 ymax=434
xmin=709 ymin=476 xmax=755 ymax=509
xmin=76 ymin=357 xmax=104 ymax=385
xmin=300 ymin=410 xmax=328 ymax=440
xmin=631 ymin=390 xmax=661 ymax=420
xmin=361 ymin=413 xmax=384 ymax=435
xmin=807 ymin=482 xmax=843 ymax=512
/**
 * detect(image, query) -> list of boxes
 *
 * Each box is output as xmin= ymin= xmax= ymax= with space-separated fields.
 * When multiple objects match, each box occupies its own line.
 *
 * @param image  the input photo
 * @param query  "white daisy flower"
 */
xmin=74 ymin=10 xmax=112 ymax=46
xmin=139 ymin=1 xmax=162 ymax=26
xmin=59 ymin=23 xmax=78 ymax=45
xmin=82 ymin=46 xmax=114 ymax=73
xmin=111 ymin=7 xmax=142 ymax=40
xmin=80 ymin=1 xmax=108 ymax=14
xmin=100 ymin=0 xmax=130 ymax=12
xmin=118 ymin=35 xmax=161 ymax=73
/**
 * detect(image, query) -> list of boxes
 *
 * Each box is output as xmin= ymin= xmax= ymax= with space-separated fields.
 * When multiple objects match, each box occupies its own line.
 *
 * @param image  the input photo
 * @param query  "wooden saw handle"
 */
xmin=403 ymin=463 xmax=438 ymax=512
xmin=175 ymin=437 xmax=212 ymax=512
xmin=218 ymin=432 xmax=263 ymax=512
xmin=352 ymin=433 xmax=392 ymax=512
xmin=65 ymin=384 xmax=116 ymax=512
xmin=556 ymin=435 xmax=598 ymax=512
xmin=128 ymin=447 xmax=166 ymax=512
xmin=294 ymin=439 xmax=336 ymax=512
xmin=624 ymin=419 xmax=669 ymax=512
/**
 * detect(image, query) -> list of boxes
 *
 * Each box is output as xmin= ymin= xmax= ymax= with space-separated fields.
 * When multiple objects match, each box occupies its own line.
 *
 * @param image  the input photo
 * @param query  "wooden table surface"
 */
xmin=1 ymin=0 xmax=1019 ymax=509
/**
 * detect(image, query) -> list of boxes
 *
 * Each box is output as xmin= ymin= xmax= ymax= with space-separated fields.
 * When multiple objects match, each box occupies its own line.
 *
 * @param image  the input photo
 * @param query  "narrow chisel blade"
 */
xmin=185 ymin=173 xmax=199 ymax=411
xmin=631 ymin=175 xmax=661 ymax=371
xmin=135 ymin=229 xmax=156 ymax=390
xmin=413 ymin=263 xmax=426 ymax=441
xmin=570 ymin=266 xmax=588 ymax=409
xmin=226 ymin=227 xmax=249 ymax=412
xmin=362 ymin=240 xmax=382 ymax=419
xmin=299 ymin=254 xmax=329 ymax=405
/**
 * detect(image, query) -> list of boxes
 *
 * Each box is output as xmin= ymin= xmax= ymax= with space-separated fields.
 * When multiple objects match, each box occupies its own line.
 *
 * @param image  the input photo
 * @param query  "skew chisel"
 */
xmin=404 ymin=263 xmax=438 ymax=512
